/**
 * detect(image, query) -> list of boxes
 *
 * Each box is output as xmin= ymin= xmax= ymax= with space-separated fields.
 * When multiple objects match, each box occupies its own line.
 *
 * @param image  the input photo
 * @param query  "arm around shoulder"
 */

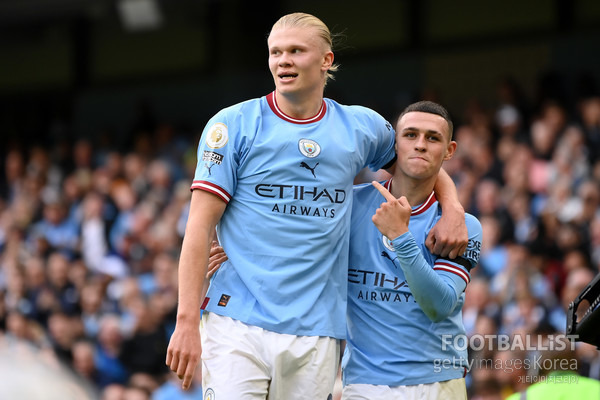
xmin=428 ymin=168 xmax=467 ymax=258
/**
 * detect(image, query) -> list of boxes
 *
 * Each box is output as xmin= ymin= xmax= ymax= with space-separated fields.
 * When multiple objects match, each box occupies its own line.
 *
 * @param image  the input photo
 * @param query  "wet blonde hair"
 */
xmin=270 ymin=12 xmax=340 ymax=86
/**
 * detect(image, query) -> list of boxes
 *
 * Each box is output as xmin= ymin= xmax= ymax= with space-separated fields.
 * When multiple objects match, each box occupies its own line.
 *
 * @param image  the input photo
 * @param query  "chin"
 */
xmin=275 ymin=84 xmax=295 ymax=94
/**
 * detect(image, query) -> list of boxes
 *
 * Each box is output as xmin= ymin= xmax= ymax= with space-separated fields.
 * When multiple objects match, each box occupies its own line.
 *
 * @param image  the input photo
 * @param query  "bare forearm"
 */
xmin=176 ymin=190 xmax=226 ymax=324
xmin=176 ymin=228 xmax=211 ymax=324
xmin=434 ymin=168 xmax=464 ymax=214
xmin=428 ymin=168 xmax=468 ymax=258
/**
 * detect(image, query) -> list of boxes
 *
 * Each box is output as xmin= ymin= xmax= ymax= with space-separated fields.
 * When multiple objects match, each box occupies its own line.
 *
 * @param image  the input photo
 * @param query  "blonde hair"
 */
xmin=270 ymin=12 xmax=340 ymax=85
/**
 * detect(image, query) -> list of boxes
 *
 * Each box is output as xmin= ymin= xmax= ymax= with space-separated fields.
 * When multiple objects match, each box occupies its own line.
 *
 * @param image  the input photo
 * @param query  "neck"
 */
xmin=275 ymin=89 xmax=324 ymax=119
xmin=389 ymin=174 xmax=436 ymax=207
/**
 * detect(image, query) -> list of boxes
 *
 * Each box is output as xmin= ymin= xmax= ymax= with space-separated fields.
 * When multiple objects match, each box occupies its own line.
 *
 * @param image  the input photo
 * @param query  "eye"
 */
xmin=292 ymin=48 xmax=302 ymax=54
xmin=403 ymin=132 xmax=416 ymax=138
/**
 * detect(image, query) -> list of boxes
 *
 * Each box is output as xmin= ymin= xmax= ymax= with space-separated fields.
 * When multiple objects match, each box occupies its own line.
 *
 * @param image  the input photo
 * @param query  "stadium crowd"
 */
xmin=1 ymin=71 xmax=599 ymax=399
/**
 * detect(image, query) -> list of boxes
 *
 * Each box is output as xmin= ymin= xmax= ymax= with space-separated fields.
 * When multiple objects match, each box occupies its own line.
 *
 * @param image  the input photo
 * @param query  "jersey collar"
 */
xmin=384 ymin=179 xmax=437 ymax=216
xmin=266 ymin=91 xmax=327 ymax=124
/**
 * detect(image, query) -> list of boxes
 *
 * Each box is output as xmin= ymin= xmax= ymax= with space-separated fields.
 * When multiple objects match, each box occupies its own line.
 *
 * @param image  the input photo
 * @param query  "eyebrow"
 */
xmin=401 ymin=127 xmax=443 ymax=136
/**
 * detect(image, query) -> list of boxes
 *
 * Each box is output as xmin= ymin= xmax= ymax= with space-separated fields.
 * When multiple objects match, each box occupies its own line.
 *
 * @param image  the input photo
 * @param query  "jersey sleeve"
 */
xmin=391 ymin=213 xmax=482 ymax=322
xmin=360 ymin=109 xmax=397 ymax=172
xmin=191 ymin=110 xmax=241 ymax=203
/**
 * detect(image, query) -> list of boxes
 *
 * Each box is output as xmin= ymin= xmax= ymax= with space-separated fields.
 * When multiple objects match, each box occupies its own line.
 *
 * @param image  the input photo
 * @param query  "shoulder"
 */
xmin=352 ymin=181 xmax=376 ymax=197
xmin=351 ymin=182 xmax=380 ymax=221
xmin=205 ymin=97 xmax=265 ymax=139
xmin=215 ymin=97 xmax=263 ymax=118
xmin=352 ymin=181 xmax=386 ymax=208
xmin=325 ymin=98 xmax=388 ymax=121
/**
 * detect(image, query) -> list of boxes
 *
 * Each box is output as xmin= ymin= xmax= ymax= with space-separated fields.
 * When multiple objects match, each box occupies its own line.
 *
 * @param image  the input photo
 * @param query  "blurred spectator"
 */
xmin=478 ymin=215 xmax=509 ymax=277
xmin=145 ymin=159 xmax=173 ymax=210
xmin=80 ymin=278 xmax=109 ymax=339
xmin=123 ymin=385 xmax=151 ymax=400
xmin=119 ymin=296 xmax=169 ymax=378
xmin=127 ymin=372 xmax=160 ymax=398
xmin=501 ymin=291 xmax=546 ymax=336
xmin=109 ymin=180 xmax=138 ymax=259
xmin=101 ymin=383 xmax=126 ymax=400
xmin=47 ymin=310 xmax=82 ymax=364
xmin=23 ymin=254 xmax=55 ymax=325
xmin=1 ymin=149 xmax=26 ymax=203
xmin=72 ymin=338 xmax=100 ymax=385
xmin=5 ymin=310 xmax=35 ymax=343
xmin=81 ymin=191 xmax=110 ymax=274
xmin=463 ymin=278 xmax=498 ymax=337
xmin=123 ymin=153 xmax=149 ymax=199
xmin=27 ymin=197 xmax=79 ymax=257
xmin=95 ymin=314 xmax=129 ymax=388
xmin=591 ymin=213 xmax=600 ymax=269
xmin=46 ymin=251 xmax=81 ymax=315
xmin=505 ymin=190 xmax=536 ymax=245
xmin=578 ymin=95 xmax=600 ymax=164
xmin=548 ymin=267 xmax=595 ymax=333
xmin=470 ymin=378 xmax=503 ymax=400
xmin=472 ymin=178 xmax=514 ymax=243
xmin=574 ymin=179 xmax=600 ymax=228
xmin=493 ymin=348 xmax=529 ymax=397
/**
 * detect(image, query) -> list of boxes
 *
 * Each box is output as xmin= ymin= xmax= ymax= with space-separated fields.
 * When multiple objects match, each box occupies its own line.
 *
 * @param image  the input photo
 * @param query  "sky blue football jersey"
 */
xmin=192 ymin=92 xmax=396 ymax=339
xmin=343 ymin=180 xmax=483 ymax=386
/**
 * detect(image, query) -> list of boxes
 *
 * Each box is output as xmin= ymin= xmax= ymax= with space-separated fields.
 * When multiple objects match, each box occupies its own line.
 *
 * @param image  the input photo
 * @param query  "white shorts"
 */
xmin=200 ymin=312 xmax=340 ymax=400
xmin=342 ymin=378 xmax=467 ymax=400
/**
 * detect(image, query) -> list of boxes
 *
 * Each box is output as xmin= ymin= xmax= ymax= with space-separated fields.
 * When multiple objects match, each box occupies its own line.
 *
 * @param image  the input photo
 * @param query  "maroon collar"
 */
xmin=384 ymin=179 xmax=437 ymax=216
xmin=266 ymin=91 xmax=326 ymax=124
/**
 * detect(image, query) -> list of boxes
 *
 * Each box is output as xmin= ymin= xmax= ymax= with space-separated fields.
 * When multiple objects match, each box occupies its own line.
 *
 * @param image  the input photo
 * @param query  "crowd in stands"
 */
xmin=0 ymin=71 xmax=599 ymax=399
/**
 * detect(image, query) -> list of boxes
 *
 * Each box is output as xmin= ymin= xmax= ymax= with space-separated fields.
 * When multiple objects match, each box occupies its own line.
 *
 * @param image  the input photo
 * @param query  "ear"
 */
xmin=444 ymin=141 xmax=457 ymax=161
xmin=322 ymin=51 xmax=334 ymax=71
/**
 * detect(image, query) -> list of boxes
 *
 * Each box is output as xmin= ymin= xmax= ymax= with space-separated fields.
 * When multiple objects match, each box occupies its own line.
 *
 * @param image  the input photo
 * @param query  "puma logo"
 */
xmin=300 ymin=161 xmax=319 ymax=178
xmin=381 ymin=251 xmax=398 ymax=268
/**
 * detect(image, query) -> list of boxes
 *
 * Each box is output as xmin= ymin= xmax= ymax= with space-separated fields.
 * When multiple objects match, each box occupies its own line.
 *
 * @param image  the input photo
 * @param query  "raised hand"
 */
xmin=371 ymin=181 xmax=411 ymax=241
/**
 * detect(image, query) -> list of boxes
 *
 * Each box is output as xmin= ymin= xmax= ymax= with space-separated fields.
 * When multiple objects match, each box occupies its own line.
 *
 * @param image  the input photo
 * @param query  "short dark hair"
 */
xmin=398 ymin=101 xmax=454 ymax=140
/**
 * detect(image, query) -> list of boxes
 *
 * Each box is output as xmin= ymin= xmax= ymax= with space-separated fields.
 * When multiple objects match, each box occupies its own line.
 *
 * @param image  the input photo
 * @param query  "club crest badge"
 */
xmin=382 ymin=235 xmax=394 ymax=251
xmin=298 ymin=139 xmax=321 ymax=158
xmin=205 ymin=123 xmax=228 ymax=149
xmin=204 ymin=388 xmax=215 ymax=400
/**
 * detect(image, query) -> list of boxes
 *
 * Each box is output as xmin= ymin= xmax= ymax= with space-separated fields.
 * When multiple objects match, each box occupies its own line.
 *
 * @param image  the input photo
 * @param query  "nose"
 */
xmin=414 ymin=135 xmax=427 ymax=151
xmin=278 ymin=51 xmax=292 ymax=66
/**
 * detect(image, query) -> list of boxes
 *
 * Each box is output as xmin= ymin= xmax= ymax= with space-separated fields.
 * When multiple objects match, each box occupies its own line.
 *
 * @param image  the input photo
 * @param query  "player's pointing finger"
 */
xmin=372 ymin=181 xmax=396 ymax=202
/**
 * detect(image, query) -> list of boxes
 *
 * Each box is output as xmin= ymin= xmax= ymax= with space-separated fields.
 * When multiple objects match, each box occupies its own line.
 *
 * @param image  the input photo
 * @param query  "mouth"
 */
xmin=278 ymin=73 xmax=298 ymax=81
xmin=410 ymin=156 xmax=428 ymax=163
